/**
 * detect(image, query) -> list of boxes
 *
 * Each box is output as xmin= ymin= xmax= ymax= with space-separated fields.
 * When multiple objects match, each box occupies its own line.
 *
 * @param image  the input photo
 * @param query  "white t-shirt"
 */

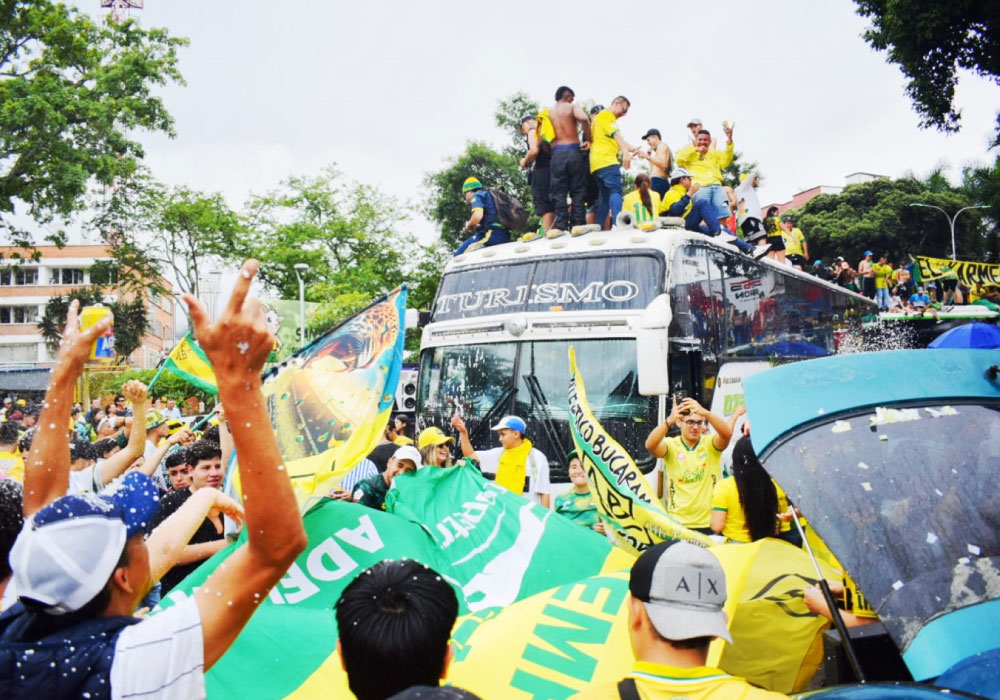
xmin=110 ymin=595 xmax=206 ymax=699
xmin=67 ymin=465 xmax=101 ymax=494
xmin=163 ymin=407 xmax=182 ymax=420
xmin=476 ymin=446 xmax=551 ymax=505
xmin=734 ymin=169 xmax=762 ymax=222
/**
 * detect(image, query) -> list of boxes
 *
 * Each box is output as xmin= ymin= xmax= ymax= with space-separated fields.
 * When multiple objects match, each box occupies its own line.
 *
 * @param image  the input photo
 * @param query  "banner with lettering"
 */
xmin=567 ymin=347 xmax=714 ymax=555
xmin=916 ymin=255 xmax=1000 ymax=287
xmin=385 ymin=463 xmax=634 ymax=611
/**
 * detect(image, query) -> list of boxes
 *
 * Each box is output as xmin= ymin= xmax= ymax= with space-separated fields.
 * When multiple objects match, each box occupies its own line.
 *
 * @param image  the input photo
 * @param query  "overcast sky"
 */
xmin=71 ymin=0 xmax=999 ymax=304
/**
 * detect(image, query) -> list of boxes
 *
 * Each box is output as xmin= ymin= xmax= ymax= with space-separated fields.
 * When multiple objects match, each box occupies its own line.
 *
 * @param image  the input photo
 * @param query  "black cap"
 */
xmin=520 ymin=114 xmax=534 ymax=124
xmin=641 ymin=128 xmax=661 ymax=140
xmin=590 ymin=104 xmax=605 ymax=116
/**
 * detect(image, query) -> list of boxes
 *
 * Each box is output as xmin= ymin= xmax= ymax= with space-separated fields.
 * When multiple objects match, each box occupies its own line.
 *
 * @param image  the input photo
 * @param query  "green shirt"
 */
xmin=353 ymin=472 xmax=390 ymax=510
xmin=554 ymin=488 xmax=600 ymax=528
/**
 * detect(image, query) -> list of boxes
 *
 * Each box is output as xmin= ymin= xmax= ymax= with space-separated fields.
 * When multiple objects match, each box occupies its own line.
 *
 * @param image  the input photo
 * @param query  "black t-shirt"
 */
xmin=367 ymin=442 xmax=398 ymax=473
xmin=150 ymin=487 xmax=223 ymax=594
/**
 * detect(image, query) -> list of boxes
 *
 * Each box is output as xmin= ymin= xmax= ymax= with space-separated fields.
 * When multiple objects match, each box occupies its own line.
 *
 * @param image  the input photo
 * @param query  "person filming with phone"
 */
xmin=644 ymin=395 xmax=733 ymax=535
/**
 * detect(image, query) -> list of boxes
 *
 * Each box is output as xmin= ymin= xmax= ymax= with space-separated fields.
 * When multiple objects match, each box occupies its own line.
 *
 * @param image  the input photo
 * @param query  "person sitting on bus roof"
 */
xmin=454 ymin=177 xmax=511 ymax=256
xmin=907 ymin=287 xmax=942 ymax=323
xmin=660 ymin=169 xmax=758 ymax=256
xmin=451 ymin=414 xmax=551 ymax=508
xmin=622 ymin=173 xmax=661 ymax=224
xmin=644 ymin=396 xmax=733 ymax=535
xmin=554 ymin=451 xmax=605 ymax=534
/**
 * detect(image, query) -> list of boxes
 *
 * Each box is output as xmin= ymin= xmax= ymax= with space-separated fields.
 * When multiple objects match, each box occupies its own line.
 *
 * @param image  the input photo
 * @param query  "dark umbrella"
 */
xmin=753 ymin=338 xmax=829 ymax=357
xmin=742 ymin=349 xmax=1000 ymax=691
xmin=928 ymin=322 xmax=1000 ymax=349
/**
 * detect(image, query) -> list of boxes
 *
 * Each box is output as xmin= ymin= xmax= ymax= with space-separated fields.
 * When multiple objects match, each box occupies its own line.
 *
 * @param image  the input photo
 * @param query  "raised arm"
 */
xmin=96 ymin=380 xmax=149 ymax=486
xmin=146 ymin=487 xmax=244 ymax=583
xmin=450 ymin=414 xmax=477 ymax=461
xmin=684 ymin=398 xmax=733 ymax=452
xmin=137 ymin=426 xmax=193 ymax=480
xmin=645 ymin=395 xmax=681 ymax=458
xmin=24 ymin=300 xmax=112 ymax=516
xmin=186 ymin=260 xmax=308 ymax=670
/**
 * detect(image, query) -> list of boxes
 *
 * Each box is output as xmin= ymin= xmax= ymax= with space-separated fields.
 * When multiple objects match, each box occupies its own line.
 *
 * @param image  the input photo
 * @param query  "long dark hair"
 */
xmin=730 ymin=436 xmax=779 ymax=541
xmin=635 ymin=173 xmax=653 ymax=217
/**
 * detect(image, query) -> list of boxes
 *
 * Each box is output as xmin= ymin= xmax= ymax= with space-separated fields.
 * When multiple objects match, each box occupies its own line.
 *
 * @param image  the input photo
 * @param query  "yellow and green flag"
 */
xmin=151 ymin=333 xmax=217 ymax=394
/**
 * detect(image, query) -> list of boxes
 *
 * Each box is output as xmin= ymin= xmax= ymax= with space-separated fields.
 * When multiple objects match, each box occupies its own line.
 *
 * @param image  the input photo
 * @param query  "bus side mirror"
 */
xmin=637 ymin=294 xmax=671 ymax=396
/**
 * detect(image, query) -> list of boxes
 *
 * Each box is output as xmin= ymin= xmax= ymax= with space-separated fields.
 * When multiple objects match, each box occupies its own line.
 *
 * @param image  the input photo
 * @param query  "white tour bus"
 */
xmin=416 ymin=224 xmax=875 ymax=482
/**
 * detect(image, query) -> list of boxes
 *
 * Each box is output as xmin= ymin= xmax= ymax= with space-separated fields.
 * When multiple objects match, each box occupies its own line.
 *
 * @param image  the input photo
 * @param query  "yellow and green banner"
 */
xmin=259 ymin=287 xmax=406 ymax=507
xmin=149 ymin=332 xmax=217 ymax=394
xmin=916 ymin=255 xmax=1000 ymax=287
xmin=567 ymin=347 xmax=713 ymax=554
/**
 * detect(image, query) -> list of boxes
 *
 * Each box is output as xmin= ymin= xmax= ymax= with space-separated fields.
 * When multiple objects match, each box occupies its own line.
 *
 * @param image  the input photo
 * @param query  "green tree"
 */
xmin=785 ymin=176 xmax=993 ymax=264
xmin=38 ymin=290 xmax=149 ymax=365
xmin=494 ymin=91 xmax=540 ymax=155
xmin=0 ymin=2 xmax=186 ymax=248
xmin=90 ymin=368 xmax=214 ymax=408
xmin=854 ymin=0 xmax=1000 ymax=144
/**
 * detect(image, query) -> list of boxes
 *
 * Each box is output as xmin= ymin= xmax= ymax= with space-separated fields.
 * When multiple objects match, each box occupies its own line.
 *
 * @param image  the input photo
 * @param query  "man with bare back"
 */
xmin=639 ymin=128 xmax=672 ymax=197
xmin=548 ymin=85 xmax=592 ymax=233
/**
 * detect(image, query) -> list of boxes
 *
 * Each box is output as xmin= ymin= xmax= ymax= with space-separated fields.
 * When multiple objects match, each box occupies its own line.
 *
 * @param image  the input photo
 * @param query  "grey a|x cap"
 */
xmin=629 ymin=541 xmax=732 ymax=643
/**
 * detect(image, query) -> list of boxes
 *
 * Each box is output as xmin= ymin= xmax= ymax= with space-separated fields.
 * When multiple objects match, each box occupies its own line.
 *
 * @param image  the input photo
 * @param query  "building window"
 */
xmin=0 ymin=306 xmax=35 ymax=324
xmin=0 ymin=267 xmax=39 ymax=286
xmin=49 ymin=268 xmax=85 ymax=285
xmin=0 ymin=343 xmax=38 ymax=362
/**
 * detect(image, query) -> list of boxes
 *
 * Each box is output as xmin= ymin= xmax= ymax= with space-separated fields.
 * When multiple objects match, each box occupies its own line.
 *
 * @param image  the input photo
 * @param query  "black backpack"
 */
xmin=489 ymin=189 xmax=529 ymax=231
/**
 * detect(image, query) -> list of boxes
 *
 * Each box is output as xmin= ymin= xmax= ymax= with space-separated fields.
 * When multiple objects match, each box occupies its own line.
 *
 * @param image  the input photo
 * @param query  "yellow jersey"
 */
xmin=711 ymin=476 xmax=790 ymax=542
xmin=658 ymin=434 xmax=721 ymax=529
xmin=590 ymin=110 xmax=621 ymax=172
xmin=660 ymin=183 xmax=692 ymax=218
xmin=674 ymin=141 xmax=734 ymax=186
xmin=0 ymin=449 xmax=24 ymax=483
xmin=572 ymin=661 xmax=789 ymax=699
xmin=782 ymin=227 xmax=806 ymax=256
xmin=622 ymin=189 xmax=662 ymax=222
xmin=873 ymin=262 xmax=894 ymax=290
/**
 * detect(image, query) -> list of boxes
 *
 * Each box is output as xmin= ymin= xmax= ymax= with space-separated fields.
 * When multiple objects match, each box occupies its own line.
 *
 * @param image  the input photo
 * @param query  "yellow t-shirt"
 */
xmin=659 ymin=434 xmax=721 ymax=529
xmin=674 ymin=141 xmax=734 ymax=186
xmin=622 ymin=189 xmax=662 ymax=222
xmin=393 ymin=435 xmax=414 ymax=446
xmin=572 ymin=661 xmax=789 ymax=699
xmin=873 ymin=263 xmax=894 ymax=289
xmin=0 ymin=449 xmax=24 ymax=483
xmin=782 ymin=227 xmax=806 ymax=256
xmin=660 ymin=183 xmax=692 ymax=218
xmin=711 ymin=476 xmax=790 ymax=542
xmin=589 ymin=110 xmax=621 ymax=172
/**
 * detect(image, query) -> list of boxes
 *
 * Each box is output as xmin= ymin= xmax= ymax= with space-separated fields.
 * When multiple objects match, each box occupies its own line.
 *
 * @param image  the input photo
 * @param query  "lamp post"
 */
xmin=293 ymin=263 xmax=309 ymax=348
xmin=909 ymin=203 xmax=990 ymax=260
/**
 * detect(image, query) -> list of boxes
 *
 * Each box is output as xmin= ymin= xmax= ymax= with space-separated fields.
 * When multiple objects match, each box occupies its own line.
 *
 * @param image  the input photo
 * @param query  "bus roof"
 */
xmin=445 ymin=224 xmax=872 ymax=303
xmin=743 ymin=348 xmax=1000 ymax=455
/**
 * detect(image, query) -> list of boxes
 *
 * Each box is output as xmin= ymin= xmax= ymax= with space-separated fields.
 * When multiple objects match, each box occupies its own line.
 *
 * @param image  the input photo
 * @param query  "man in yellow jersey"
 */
xmin=573 ymin=541 xmax=788 ymax=699
xmin=675 ymin=123 xmax=734 ymax=228
xmin=780 ymin=215 xmax=809 ymax=269
xmin=590 ymin=96 xmax=638 ymax=230
xmin=644 ymin=396 xmax=732 ymax=533
xmin=872 ymin=253 xmax=894 ymax=311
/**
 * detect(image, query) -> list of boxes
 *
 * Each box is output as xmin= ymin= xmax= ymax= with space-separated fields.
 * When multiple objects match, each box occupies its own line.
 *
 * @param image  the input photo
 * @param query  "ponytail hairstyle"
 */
xmin=635 ymin=173 xmax=653 ymax=217
xmin=730 ymin=435 xmax=780 ymax=541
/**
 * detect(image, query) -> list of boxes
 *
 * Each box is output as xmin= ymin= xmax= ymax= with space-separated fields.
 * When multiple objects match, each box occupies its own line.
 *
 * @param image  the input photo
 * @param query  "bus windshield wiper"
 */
xmin=522 ymin=373 xmax=567 ymax=462
xmin=468 ymin=385 xmax=517 ymax=448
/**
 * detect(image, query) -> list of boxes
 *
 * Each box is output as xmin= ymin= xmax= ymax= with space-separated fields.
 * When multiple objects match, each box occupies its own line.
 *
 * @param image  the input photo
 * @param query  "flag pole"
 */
xmin=146 ymin=363 xmax=167 ymax=393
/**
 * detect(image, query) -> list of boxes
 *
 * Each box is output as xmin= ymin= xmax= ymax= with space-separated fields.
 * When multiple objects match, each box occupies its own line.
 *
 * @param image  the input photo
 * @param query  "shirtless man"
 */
xmin=548 ymin=85 xmax=592 ymax=233
xmin=639 ymin=128 xmax=672 ymax=197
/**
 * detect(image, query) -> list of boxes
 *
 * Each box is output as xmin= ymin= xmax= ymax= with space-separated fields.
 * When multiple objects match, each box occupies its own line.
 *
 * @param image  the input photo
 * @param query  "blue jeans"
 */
xmin=876 ymin=287 xmax=890 ymax=310
xmin=454 ymin=225 xmax=511 ymax=255
xmin=593 ymin=165 xmax=623 ymax=229
xmin=685 ymin=198 xmax=722 ymax=235
xmin=691 ymin=184 xmax=729 ymax=221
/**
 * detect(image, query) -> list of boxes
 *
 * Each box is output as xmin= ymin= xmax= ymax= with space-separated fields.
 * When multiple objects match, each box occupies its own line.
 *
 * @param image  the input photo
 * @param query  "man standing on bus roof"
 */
xmin=519 ymin=115 xmax=555 ymax=235
xmin=455 ymin=177 xmax=511 ymax=256
xmin=638 ymin=128 xmax=672 ymax=197
xmin=547 ymin=86 xmax=593 ymax=235
xmin=451 ymin=414 xmax=551 ymax=508
xmin=644 ymin=397 xmax=732 ymax=534
xmin=675 ymin=123 xmax=734 ymax=227
xmin=590 ymin=96 xmax=638 ymax=230
xmin=858 ymin=250 xmax=876 ymax=299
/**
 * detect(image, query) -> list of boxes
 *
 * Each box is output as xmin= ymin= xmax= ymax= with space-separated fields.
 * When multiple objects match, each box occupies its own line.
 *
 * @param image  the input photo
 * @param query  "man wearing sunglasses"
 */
xmin=644 ymin=397 xmax=733 ymax=535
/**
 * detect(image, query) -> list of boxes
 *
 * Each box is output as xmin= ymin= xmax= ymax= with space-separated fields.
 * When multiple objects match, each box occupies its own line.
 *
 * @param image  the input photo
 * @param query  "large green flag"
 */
xmin=149 ymin=333 xmax=217 ymax=394
xmin=158 ymin=467 xmax=631 ymax=698
xmin=386 ymin=464 xmax=631 ymax=612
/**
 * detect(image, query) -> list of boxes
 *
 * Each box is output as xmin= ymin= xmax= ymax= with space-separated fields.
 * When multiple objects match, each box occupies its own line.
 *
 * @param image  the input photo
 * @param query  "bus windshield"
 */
xmin=417 ymin=338 xmax=658 ymax=478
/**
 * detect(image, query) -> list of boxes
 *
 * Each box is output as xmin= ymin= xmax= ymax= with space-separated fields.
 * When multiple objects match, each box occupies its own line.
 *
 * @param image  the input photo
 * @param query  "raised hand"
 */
xmin=122 ymin=379 xmax=148 ymax=406
xmin=55 ymin=300 xmax=113 ymax=377
xmin=182 ymin=260 xmax=274 ymax=379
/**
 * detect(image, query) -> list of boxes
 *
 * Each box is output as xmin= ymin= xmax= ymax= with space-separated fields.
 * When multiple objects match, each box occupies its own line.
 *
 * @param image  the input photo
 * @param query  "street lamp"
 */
xmin=909 ymin=203 xmax=990 ymax=261
xmin=293 ymin=263 xmax=309 ymax=348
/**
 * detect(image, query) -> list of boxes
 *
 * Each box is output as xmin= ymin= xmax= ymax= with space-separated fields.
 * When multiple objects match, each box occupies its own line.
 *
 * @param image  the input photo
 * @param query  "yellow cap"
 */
xmin=418 ymin=426 xmax=454 ymax=450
